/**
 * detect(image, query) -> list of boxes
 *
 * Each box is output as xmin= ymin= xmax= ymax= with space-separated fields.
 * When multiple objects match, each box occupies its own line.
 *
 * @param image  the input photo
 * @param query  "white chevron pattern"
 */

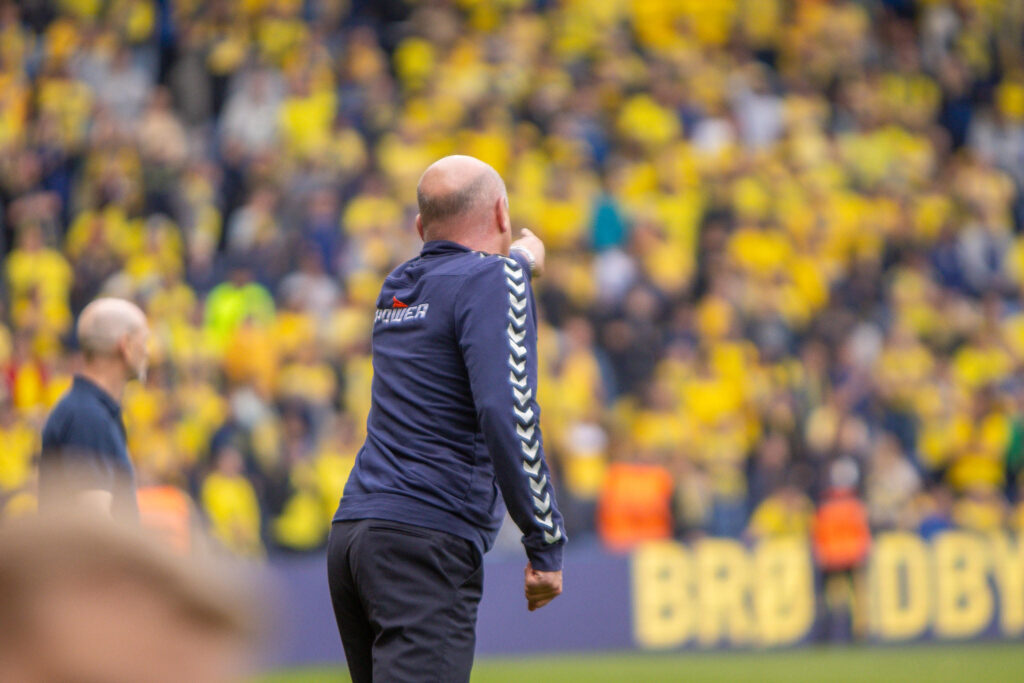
xmin=521 ymin=440 xmax=539 ymax=460
xmin=513 ymin=406 xmax=534 ymax=424
xmin=516 ymin=424 xmax=535 ymax=441
xmin=502 ymin=257 xmax=560 ymax=546
xmin=522 ymin=460 xmax=541 ymax=477
xmin=513 ymin=387 xmax=532 ymax=406
xmin=509 ymin=340 xmax=527 ymax=359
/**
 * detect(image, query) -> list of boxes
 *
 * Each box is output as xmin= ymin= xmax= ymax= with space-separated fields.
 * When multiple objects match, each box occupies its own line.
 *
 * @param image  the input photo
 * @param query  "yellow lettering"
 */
xmin=990 ymin=532 xmax=1024 ymax=637
xmin=754 ymin=537 xmax=815 ymax=646
xmin=870 ymin=533 xmax=930 ymax=641
xmin=631 ymin=541 xmax=693 ymax=648
xmin=933 ymin=532 xmax=992 ymax=639
xmin=696 ymin=539 xmax=753 ymax=647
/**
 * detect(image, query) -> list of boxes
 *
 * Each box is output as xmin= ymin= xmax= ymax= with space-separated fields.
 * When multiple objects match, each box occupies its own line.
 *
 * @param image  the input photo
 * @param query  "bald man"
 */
xmin=40 ymin=297 xmax=150 ymax=520
xmin=328 ymin=156 xmax=567 ymax=682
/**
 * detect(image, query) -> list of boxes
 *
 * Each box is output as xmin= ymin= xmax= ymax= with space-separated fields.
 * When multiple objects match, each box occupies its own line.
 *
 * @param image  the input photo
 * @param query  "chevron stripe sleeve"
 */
xmin=455 ymin=254 xmax=566 ymax=572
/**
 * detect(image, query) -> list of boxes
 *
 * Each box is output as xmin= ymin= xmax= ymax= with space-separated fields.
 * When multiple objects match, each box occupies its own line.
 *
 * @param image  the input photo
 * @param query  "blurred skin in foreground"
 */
xmin=0 ymin=516 xmax=256 ymax=683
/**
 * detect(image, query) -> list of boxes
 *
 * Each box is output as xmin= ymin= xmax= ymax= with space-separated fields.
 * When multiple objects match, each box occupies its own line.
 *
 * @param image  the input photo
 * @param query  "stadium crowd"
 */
xmin=1 ymin=0 xmax=1023 ymax=562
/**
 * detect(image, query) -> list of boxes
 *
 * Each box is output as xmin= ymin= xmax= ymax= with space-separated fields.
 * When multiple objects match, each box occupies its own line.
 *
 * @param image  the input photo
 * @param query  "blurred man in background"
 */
xmin=328 ymin=155 xmax=566 ymax=682
xmin=39 ymin=297 xmax=150 ymax=520
xmin=813 ymin=459 xmax=871 ymax=642
xmin=0 ymin=516 xmax=253 ymax=683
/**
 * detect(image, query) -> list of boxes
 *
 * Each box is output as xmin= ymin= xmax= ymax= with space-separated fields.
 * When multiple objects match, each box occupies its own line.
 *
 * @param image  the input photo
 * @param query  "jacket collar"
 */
xmin=420 ymin=240 xmax=475 ymax=257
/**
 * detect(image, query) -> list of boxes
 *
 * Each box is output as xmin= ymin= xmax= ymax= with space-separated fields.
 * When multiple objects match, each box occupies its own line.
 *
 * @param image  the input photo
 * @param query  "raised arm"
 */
xmin=455 ymin=251 xmax=566 ymax=587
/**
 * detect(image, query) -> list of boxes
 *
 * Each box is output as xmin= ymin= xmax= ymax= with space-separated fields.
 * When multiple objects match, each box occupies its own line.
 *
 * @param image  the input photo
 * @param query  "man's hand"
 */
xmin=524 ymin=564 xmax=562 ymax=612
xmin=511 ymin=228 xmax=546 ymax=277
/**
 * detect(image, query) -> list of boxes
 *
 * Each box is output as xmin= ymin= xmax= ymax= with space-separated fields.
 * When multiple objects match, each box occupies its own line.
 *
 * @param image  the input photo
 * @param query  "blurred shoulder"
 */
xmin=45 ymin=386 xmax=106 ymax=427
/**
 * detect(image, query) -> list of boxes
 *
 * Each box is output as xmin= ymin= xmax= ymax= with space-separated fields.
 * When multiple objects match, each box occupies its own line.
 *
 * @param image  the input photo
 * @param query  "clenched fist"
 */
xmin=524 ymin=563 xmax=562 ymax=612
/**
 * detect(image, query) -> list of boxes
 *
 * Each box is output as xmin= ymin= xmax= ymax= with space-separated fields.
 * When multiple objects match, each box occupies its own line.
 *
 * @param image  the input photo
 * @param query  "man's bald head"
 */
xmin=77 ymin=298 xmax=147 ymax=359
xmin=416 ymin=155 xmax=508 ymax=242
xmin=78 ymin=298 xmax=151 ymax=383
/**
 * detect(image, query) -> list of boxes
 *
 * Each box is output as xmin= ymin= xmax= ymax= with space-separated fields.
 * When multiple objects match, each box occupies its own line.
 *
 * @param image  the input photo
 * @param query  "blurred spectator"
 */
xmin=811 ymin=460 xmax=871 ymax=643
xmin=746 ymin=484 xmax=814 ymax=541
xmin=916 ymin=484 xmax=956 ymax=541
xmin=201 ymin=444 xmax=263 ymax=558
xmin=203 ymin=263 xmax=275 ymax=353
xmin=597 ymin=457 xmax=674 ymax=552
xmin=219 ymin=69 xmax=282 ymax=157
xmin=0 ymin=394 xmax=35 ymax=505
xmin=279 ymin=246 xmax=340 ymax=317
xmin=88 ymin=46 xmax=152 ymax=126
xmin=865 ymin=434 xmax=921 ymax=530
xmin=137 ymin=483 xmax=199 ymax=556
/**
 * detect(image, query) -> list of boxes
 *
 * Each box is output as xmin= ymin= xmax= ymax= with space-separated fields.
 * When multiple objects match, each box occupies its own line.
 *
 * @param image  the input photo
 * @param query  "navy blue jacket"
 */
xmin=40 ymin=375 xmax=139 ymax=521
xmin=334 ymin=240 xmax=566 ymax=571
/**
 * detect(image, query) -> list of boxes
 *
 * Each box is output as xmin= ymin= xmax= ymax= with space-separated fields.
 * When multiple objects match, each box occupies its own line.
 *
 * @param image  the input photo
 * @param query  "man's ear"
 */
xmin=496 ymin=196 xmax=511 ymax=235
xmin=117 ymin=335 xmax=131 ymax=365
xmin=415 ymin=214 xmax=425 ymax=241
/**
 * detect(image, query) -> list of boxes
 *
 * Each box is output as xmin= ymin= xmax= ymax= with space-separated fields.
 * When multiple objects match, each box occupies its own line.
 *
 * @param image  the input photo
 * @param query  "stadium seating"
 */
xmin=1 ymin=0 xmax=1023 ymax=558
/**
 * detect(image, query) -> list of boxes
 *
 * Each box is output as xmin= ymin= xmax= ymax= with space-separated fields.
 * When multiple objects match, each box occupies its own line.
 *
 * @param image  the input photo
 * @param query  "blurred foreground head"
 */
xmin=0 ymin=516 xmax=257 ymax=683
